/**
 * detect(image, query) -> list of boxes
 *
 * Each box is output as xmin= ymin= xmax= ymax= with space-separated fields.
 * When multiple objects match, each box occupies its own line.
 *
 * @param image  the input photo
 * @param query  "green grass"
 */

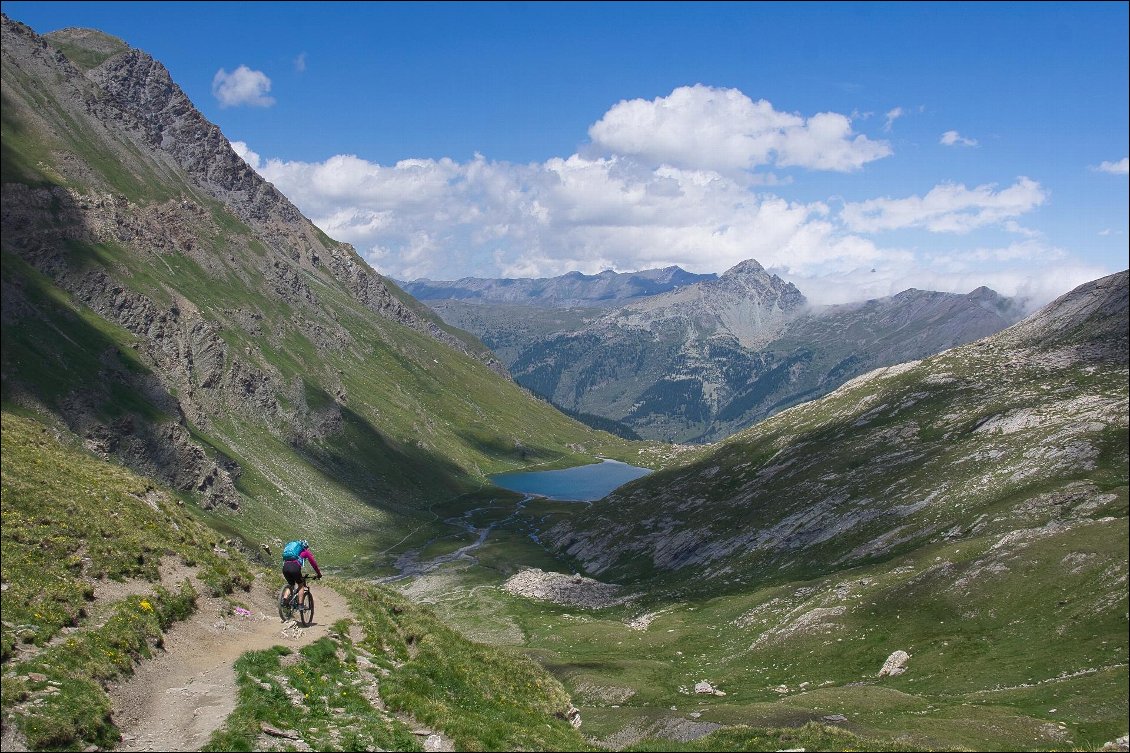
xmin=1 ymin=413 xmax=254 ymax=656
xmin=336 ymin=580 xmax=593 ymax=751
xmin=45 ymin=33 xmax=129 ymax=71
xmin=206 ymin=578 xmax=610 ymax=751
xmin=1 ymin=585 xmax=197 ymax=751
xmin=204 ymin=625 xmax=423 ymax=752
xmin=627 ymin=721 xmax=932 ymax=752
xmin=385 ymin=479 xmax=1127 ymax=752
xmin=0 ymin=412 xmax=258 ymax=750
xmin=407 ymin=562 xmax=1126 ymax=750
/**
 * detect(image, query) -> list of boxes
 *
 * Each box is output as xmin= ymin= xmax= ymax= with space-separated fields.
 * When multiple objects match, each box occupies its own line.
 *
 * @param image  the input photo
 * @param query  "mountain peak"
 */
xmin=720 ymin=259 xmax=767 ymax=278
xmin=711 ymin=259 xmax=805 ymax=310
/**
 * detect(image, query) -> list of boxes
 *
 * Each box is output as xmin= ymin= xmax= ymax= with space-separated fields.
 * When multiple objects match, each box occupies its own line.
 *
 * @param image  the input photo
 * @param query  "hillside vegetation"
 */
xmin=2 ymin=13 xmax=1127 ymax=753
xmin=0 ymin=15 xmax=655 ymax=571
xmin=384 ymin=273 xmax=1127 ymax=751
xmin=1 ymin=412 xmax=595 ymax=752
xmin=1 ymin=411 xmax=253 ymax=749
xmin=503 ymin=271 xmax=1127 ymax=749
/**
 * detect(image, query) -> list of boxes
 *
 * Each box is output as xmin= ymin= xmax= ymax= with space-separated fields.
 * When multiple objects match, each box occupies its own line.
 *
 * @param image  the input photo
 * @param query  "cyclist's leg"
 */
xmin=282 ymin=560 xmax=303 ymax=603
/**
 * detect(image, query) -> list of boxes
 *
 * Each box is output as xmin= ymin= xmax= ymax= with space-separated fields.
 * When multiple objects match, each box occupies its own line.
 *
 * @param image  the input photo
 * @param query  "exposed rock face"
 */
xmin=3 ymin=14 xmax=509 ymax=363
xmin=75 ymin=31 xmax=502 ymax=371
xmin=609 ymin=259 xmax=807 ymax=349
xmin=429 ymin=258 xmax=1023 ymax=443
xmin=0 ymin=15 xmax=509 ymax=506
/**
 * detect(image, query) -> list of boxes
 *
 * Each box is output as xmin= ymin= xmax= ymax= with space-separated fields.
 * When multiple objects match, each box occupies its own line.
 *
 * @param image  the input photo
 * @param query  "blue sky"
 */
xmin=5 ymin=1 xmax=1128 ymax=306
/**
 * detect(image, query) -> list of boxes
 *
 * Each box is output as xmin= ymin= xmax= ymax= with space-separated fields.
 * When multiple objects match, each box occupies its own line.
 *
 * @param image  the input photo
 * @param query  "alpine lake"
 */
xmin=489 ymin=458 xmax=652 ymax=501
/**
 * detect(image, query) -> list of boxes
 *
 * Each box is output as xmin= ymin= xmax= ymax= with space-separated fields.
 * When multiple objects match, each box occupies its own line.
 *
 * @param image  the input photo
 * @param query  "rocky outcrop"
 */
xmin=606 ymin=258 xmax=806 ymax=350
xmin=555 ymin=706 xmax=582 ymax=729
xmin=693 ymin=680 xmax=726 ymax=696
xmin=994 ymin=270 xmax=1129 ymax=360
xmin=501 ymin=568 xmax=637 ymax=609
xmin=3 ymin=15 xmax=500 ymax=366
xmin=877 ymin=650 xmax=910 ymax=678
xmin=76 ymin=36 xmax=499 ymax=371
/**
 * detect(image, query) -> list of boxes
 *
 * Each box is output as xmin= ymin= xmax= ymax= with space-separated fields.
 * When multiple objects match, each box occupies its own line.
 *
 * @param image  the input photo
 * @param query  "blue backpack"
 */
xmin=282 ymin=540 xmax=303 ymax=561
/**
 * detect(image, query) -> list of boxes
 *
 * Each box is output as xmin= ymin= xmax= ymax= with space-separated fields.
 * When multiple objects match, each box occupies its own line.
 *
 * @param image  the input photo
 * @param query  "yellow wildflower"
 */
xmin=139 ymin=600 xmax=153 ymax=612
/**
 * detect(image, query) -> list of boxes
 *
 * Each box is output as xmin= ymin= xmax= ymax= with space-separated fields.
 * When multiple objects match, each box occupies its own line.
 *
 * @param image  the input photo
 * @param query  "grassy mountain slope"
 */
xmin=0 ymin=412 xmax=591 ymax=752
xmin=0 ymin=15 xmax=653 ymax=568
xmin=1 ymin=411 xmax=253 ymax=749
xmin=487 ymin=270 xmax=1126 ymax=749
xmin=545 ymin=271 xmax=1127 ymax=587
xmin=376 ymin=271 xmax=1126 ymax=751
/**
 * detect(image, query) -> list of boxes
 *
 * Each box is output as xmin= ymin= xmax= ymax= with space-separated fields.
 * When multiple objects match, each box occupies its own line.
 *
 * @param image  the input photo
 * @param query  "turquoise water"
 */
xmin=490 ymin=459 xmax=651 ymax=501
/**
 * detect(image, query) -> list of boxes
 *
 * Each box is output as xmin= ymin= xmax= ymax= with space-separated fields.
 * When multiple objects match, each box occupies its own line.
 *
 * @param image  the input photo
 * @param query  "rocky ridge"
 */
xmin=489 ymin=258 xmax=1021 ymax=442
xmin=0 ymin=16 xmax=513 ymax=508
xmin=400 ymin=266 xmax=716 ymax=308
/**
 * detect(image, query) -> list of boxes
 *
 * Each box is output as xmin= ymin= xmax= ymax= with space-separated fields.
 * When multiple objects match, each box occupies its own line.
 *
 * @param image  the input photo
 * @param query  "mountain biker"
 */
xmin=281 ymin=539 xmax=322 ymax=609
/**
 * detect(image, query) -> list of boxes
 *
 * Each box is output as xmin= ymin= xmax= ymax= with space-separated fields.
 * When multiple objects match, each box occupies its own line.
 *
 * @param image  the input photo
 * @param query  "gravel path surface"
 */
xmin=109 ymin=574 xmax=353 ymax=752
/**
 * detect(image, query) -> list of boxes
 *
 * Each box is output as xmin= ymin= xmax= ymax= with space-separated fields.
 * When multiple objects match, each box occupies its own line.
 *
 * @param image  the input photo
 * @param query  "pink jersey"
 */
xmin=299 ymin=548 xmax=321 ymax=577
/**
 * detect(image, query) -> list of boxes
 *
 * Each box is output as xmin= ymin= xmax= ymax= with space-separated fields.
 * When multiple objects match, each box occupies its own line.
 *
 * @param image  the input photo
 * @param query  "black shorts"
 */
xmin=282 ymin=559 xmax=304 ymax=587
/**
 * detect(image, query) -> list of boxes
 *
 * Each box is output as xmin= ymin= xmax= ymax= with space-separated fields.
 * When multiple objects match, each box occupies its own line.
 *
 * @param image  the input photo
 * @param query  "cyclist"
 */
xmin=281 ymin=538 xmax=322 ymax=611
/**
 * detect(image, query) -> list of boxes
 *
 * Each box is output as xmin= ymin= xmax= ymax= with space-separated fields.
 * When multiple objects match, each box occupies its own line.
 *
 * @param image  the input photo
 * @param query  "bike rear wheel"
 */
xmin=278 ymin=585 xmax=294 ymax=622
xmin=296 ymin=589 xmax=314 ymax=627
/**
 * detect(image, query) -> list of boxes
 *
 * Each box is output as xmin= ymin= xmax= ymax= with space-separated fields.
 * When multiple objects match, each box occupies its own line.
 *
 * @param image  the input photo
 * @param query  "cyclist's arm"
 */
xmin=301 ymin=549 xmax=322 ymax=578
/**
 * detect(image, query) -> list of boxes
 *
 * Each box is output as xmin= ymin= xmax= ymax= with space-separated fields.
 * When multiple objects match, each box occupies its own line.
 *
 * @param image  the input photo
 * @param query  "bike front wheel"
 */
xmin=296 ymin=589 xmax=315 ymax=627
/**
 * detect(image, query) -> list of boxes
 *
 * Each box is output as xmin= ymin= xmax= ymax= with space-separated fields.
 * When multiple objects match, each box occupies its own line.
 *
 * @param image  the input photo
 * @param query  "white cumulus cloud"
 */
xmin=940 ymin=130 xmax=978 ymax=147
xmin=254 ymin=148 xmax=885 ymax=286
xmin=234 ymin=89 xmax=1098 ymax=309
xmin=587 ymin=85 xmax=891 ymax=173
xmin=212 ymin=65 xmax=275 ymax=108
xmin=840 ymin=178 xmax=1048 ymax=234
xmin=250 ymin=147 xmax=1083 ymax=307
xmin=1094 ymin=157 xmax=1129 ymax=175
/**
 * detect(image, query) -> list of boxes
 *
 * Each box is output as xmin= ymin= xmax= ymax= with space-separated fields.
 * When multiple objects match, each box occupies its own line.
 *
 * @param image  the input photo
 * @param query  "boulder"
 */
xmin=878 ymin=650 xmax=910 ymax=677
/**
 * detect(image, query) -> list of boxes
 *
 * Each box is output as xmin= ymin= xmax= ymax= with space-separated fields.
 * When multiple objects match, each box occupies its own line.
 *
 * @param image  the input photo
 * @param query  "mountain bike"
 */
xmin=277 ymin=574 xmax=319 ymax=626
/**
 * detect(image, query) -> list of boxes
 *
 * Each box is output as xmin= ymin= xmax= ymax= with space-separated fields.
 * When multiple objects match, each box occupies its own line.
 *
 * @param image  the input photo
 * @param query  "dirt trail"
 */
xmin=109 ymin=573 xmax=353 ymax=752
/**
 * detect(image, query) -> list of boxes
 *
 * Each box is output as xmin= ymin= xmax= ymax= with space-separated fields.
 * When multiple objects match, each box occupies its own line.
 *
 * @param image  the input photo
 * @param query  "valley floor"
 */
xmin=372 ymin=491 xmax=1130 ymax=753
